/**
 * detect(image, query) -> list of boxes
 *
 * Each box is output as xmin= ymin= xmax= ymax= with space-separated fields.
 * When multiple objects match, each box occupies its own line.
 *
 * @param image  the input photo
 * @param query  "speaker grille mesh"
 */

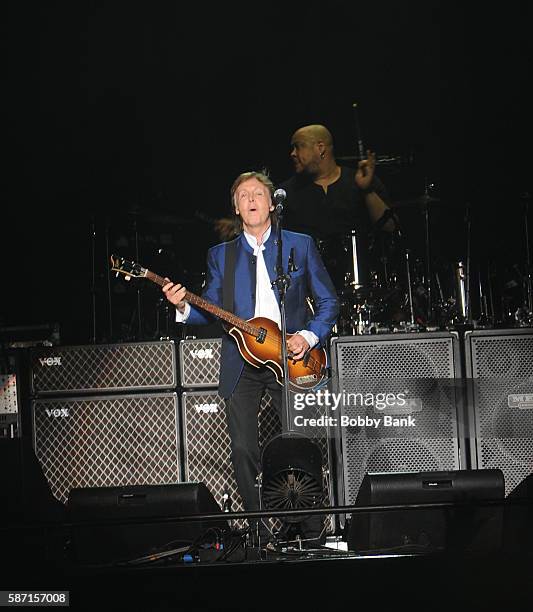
xmin=469 ymin=333 xmax=533 ymax=495
xmin=179 ymin=338 xmax=221 ymax=388
xmin=181 ymin=389 xmax=280 ymax=529
xmin=33 ymin=393 xmax=180 ymax=503
xmin=31 ymin=342 xmax=177 ymax=395
xmin=333 ymin=334 xmax=461 ymax=506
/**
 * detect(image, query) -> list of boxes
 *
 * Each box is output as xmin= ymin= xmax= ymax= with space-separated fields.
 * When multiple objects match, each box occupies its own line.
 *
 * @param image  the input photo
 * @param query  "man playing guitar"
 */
xmin=163 ymin=171 xmax=339 ymax=544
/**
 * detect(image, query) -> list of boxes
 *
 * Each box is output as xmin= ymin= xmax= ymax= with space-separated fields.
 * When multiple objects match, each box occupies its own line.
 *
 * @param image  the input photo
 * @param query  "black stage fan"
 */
xmin=260 ymin=432 xmax=324 ymax=522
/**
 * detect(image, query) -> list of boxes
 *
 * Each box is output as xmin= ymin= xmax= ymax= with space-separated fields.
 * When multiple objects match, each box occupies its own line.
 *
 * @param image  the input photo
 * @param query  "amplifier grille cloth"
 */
xmin=179 ymin=338 xmax=221 ymax=388
xmin=33 ymin=393 xmax=180 ymax=503
xmin=31 ymin=341 xmax=176 ymax=395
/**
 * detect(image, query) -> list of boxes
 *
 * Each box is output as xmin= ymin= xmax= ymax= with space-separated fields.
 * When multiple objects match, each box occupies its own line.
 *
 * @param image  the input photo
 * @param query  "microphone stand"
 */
xmin=271 ymin=202 xmax=293 ymax=434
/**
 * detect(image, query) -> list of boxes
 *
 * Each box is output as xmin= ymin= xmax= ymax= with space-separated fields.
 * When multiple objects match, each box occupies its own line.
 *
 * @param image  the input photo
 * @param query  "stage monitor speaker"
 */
xmin=179 ymin=338 xmax=221 ymax=388
xmin=348 ymin=469 xmax=505 ymax=554
xmin=330 ymin=333 xmax=465 ymax=517
xmin=30 ymin=341 xmax=177 ymax=396
xmin=32 ymin=393 xmax=181 ymax=503
xmin=67 ymin=482 xmax=226 ymax=564
xmin=464 ymin=329 xmax=533 ymax=496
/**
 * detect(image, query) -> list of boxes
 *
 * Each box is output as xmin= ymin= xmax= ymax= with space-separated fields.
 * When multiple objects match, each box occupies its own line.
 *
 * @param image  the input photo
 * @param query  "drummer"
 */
xmin=280 ymin=124 xmax=397 ymax=287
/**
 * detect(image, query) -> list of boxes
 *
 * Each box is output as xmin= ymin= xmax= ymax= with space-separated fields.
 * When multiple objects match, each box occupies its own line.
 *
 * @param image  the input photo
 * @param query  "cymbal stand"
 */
xmin=477 ymin=270 xmax=489 ymax=326
xmin=421 ymin=180 xmax=433 ymax=323
xmin=404 ymin=249 xmax=415 ymax=326
xmin=133 ymin=215 xmax=143 ymax=340
xmin=352 ymin=102 xmax=366 ymax=161
xmin=455 ymin=261 xmax=467 ymax=320
xmin=435 ymin=271 xmax=445 ymax=304
xmin=464 ymin=203 xmax=472 ymax=323
xmin=487 ymin=261 xmax=496 ymax=325
xmin=523 ymin=195 xmax=533 ymax=314
xmin=350 ymin=229 xmax=361 ymax=288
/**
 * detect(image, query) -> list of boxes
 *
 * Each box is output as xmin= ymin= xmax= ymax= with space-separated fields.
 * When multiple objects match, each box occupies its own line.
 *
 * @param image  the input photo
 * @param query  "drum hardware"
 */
xmin=455 ymin=261 xmax=467 ymax=321
xmin=404 ymin=249 xmax=416 ymax=326
xmin=349 ymin=228 xmax=361 ymax=288
xmin=394 ymin=194 xmax=442 ymax=208
xmin=519 ymin=193 xmax=533 ymax=323
xmin=464 ymin=203 xmax=473 ymax=324
xmin=474 ymin=268 xmax=493 ymax=329
xmin=351 ymin=101 xmax=366 ymax=162
xmin=421 ymin=181 xmax=435 ymax=324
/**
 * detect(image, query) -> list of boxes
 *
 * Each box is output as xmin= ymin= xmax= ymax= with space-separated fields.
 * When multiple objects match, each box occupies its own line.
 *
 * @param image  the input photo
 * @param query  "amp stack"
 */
xmin=330 ymin=331 xmax=467 ymax=523
xmin=178 ymin=337 xmax=282 ymax=520
xmin=29 ymin=341 xmax=180 ymax=503
xmin=329 ymin=328 xmax=533 ymax=519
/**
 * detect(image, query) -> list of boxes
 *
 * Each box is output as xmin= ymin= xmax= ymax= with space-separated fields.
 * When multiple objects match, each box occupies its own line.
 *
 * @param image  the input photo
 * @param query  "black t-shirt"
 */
xmin=280 ymin=166 xmax=390 ymax=288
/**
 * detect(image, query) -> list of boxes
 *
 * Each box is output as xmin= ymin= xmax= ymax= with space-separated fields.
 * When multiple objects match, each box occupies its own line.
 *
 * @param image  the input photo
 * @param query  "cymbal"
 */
xmin=394 ymin=194 xmax=441 ymax=208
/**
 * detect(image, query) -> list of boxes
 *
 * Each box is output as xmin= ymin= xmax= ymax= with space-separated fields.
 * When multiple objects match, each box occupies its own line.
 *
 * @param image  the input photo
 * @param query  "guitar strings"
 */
xmin=148 ymin=271 xmax=323 ymax=373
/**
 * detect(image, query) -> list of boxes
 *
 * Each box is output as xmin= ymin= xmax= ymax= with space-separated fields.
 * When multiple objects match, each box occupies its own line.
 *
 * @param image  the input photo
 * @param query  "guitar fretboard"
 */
xmin=145 ymin=270 xmax=260 ymax=336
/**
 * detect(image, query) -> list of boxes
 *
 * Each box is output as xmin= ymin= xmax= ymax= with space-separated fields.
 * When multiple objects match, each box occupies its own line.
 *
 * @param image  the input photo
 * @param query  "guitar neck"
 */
xmin=145 ymin=270 xmax=259 ymax=336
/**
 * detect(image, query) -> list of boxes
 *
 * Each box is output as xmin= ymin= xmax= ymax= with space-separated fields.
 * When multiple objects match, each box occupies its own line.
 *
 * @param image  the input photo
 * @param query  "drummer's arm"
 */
xmin=355 ymin=151 xmax=397 ymax=232
xmin=363 ymin=191 xmax=397 ymax=232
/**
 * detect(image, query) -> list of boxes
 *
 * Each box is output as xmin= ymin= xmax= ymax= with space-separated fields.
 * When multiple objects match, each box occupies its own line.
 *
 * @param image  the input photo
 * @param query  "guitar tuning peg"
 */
xmin=125 ymin=275 xmax=131 ymax=281
xmin=115 ymin=272 xmax=120 ymax=278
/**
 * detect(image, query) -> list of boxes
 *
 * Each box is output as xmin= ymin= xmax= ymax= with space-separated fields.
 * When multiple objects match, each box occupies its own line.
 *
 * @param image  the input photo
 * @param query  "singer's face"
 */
xmin=290 ymin=132 xmax=321 ymax=175
xmin=234 ymin=178 xmax=274 ymax=234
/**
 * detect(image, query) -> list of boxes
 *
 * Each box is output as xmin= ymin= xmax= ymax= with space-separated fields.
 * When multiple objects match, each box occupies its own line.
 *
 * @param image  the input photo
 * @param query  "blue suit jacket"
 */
xmin=186 ymin=229 xmax=339 ymax=398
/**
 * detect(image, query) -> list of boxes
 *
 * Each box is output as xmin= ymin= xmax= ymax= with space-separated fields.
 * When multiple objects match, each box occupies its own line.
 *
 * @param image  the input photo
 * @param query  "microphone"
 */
xmin=273 ymin=188 xmax=287 ymax=212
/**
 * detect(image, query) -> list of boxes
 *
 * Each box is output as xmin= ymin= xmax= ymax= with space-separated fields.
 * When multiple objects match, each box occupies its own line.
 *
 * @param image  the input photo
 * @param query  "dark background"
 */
xmin=4 ymin=1 xmax=532 ymax=344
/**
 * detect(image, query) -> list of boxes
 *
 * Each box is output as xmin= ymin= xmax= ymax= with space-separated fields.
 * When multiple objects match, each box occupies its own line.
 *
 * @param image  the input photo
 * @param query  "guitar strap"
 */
xmin=223 ymin=239 xmax=237 ymax=312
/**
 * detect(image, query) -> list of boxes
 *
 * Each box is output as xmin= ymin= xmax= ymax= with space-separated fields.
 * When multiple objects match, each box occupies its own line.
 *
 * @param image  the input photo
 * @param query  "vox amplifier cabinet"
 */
xmin=179 ymin=338 xmax=221 ymax=388
xmin=30 ymin=341 xmax=177 ymax=396
xmin=180 ymin=389 xmax=280 ymax=516
xmin=32 ymin=393 xmax=181 ymax=503
xmin=181 ymin=389 xmax=336 ymax=533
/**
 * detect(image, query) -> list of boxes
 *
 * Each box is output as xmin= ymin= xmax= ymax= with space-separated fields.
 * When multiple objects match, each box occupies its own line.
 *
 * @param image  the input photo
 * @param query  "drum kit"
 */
xmin=319 ymin=188 xmax=533 ymax=336
xmin=326 ymin=103 xmax=533 ymax=335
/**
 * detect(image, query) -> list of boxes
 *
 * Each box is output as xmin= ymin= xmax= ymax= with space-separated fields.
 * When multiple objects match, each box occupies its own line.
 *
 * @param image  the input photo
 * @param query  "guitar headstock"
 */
xmin=110 ymin=255 xmax=147 ymax=280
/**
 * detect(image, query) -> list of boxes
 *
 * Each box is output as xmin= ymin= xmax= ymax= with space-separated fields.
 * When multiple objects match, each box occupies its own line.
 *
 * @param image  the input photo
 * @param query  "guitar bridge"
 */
xmin=256 ymin=327 xmax=267 ymax=344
